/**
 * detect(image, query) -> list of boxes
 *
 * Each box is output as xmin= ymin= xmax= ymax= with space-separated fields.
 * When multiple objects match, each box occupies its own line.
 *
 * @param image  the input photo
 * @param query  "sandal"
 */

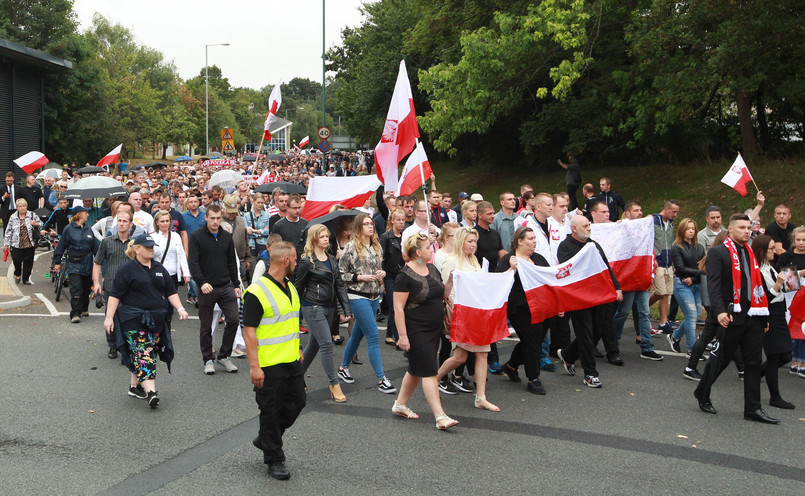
xmin=474 ymin=395 xmax=500 ymax=412
xmin=332 ymin=335 xmax=344 ymax=345
xmin=435 ymin=415 xmax=458 ymax=430
xmin=391 ymin=401 xmax=419 ymax=419
xmin=384 ymin=338 xmax=396 ymax=345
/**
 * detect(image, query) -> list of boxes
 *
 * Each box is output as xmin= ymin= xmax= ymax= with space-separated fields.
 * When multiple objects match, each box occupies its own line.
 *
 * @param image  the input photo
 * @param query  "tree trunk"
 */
xmin=755 ymin=90 xmax=769 ymax=155
xmin=736 ymin=91 xmax=756 ymax=155
xmin=162 ymin=143 xmax=168 ymax=160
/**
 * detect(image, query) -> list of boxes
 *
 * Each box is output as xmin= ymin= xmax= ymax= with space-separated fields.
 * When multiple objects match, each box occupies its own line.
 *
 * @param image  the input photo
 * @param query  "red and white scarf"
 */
xmin=723 ymin=236 xmax=769 ymax=316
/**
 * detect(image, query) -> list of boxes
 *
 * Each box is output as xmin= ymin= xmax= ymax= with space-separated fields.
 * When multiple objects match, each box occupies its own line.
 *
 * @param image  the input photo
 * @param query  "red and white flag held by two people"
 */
xmin=374 ymin=60 xmax=420 ymax=194
xmin=263 ymin=80 xmax=283 ymax=141
xmin=300 ymin=175 xmax=382 ymax=220
xmin=298 ymin=135 xmax=310 ymax=148
xmin=517 ymin=243 xmax=618 ymax=324
xmin=96 ymin=144 xmax=122 ymax=170
xmin=590 ymin=216 xmax=654 ymax=292
xmin=450 ymin=270 xmax=515 ymax=346
xmin=13 ymin=151 xmax=49 ymax=174
xmin=396 ymin=142 xmax=432 ymax=197
xmin=720 ymin=153 xmax=754 ymax=197
xmin=785 ymin=288 xmax=805 ymax=340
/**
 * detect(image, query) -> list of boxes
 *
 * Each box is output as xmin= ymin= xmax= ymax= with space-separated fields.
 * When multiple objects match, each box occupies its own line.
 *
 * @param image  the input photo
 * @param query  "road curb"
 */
xmin=1 ymin=263 xmax=32 ymax=310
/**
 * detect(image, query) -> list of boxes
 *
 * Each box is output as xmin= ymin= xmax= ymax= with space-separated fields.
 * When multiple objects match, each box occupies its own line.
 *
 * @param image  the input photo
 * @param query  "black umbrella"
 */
xmin=145 ymin=162 xmax=168 ymax=168
xmin=329 ymin=149 xmax=344 ymax=156
xmin=302 ymin=209 xmax=362 ymax=250
xmin=242 ymin=154 xmax=257 ymax=162
xmin=76 ymin=166 xmax=106 ymax=175
xmin=64 ymin=176 xmax=127 ymax=199
xmin=266 ymin=154 xmax=286 ymax=161
xmin=255 ymin=181 xmax=307 ymax=195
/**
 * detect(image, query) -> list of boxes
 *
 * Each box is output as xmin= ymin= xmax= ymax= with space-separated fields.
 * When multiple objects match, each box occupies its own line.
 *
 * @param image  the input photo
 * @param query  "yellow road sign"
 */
xmin=221 ymin=128 xmax=233 ymax=140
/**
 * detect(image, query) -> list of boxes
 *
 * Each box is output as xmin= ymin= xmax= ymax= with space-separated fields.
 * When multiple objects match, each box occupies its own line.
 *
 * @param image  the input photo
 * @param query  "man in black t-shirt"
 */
xmin=766 ymin=204 xmax=793 ymax=256
xmin=474 ymin=201 xmax=505 ymax=271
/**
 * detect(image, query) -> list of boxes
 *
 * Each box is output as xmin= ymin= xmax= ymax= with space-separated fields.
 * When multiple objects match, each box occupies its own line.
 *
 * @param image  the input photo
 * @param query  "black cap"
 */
xmin=132 ymin=234 xmax=156 ymax=247
xmin=69 ymin=206 xmax=91 ymax=216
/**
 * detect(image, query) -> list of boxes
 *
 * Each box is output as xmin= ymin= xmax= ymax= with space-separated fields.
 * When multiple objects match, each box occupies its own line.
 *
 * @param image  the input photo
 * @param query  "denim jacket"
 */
xmin=243 ymin=209 xmax=271 ymax=249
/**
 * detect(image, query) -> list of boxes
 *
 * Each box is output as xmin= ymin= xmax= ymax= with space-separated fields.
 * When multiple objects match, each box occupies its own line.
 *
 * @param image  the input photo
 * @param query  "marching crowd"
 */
xmin=2 ymin=153 xmax=804 ymax=480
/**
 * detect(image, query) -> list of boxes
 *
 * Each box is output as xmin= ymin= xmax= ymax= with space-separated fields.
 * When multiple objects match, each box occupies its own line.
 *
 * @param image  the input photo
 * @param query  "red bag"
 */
xmin=3 ymin=246 xmax=8 ymax=262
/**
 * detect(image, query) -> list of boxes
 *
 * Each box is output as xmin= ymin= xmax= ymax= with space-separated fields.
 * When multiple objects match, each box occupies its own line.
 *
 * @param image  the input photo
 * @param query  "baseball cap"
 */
xmin=222 ymin=194 xmax=240 ymax=213
xmin=132 ymin=234 xmax=156 ymax=247
xmin=69 ymin=206 xmax=91 ymax=216
xmin=470 ymin=193 xmax=484 ymax=201
xmin=458 ymin=191 xmax=469 ymax=199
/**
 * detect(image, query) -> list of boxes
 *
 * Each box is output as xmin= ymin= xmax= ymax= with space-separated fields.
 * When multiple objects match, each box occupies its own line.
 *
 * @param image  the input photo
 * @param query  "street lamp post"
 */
xmin=284 ymin=107 xmax=304 ymax=121
xmin=205 ymin=43 xmax=230 ymax=156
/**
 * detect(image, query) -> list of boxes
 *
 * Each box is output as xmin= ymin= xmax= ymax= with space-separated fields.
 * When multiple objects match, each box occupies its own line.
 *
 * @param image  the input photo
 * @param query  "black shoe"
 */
xmin=526 ymin=378 xmax=546 ymax=395
xmin=607 ymin=355 xmax=624 ymax=366
xmin=127 ymin=385 xmax=147 ymax=399
xmin=769 ymin=397 xmax=795 ymax=410
xmin=683 ymin=369 xmax=702 ymax=381
xmin=108 ymin=347 xmax=118 ymax=359
xmin=743 ymin=409 xmax=780 ymax=424
xmin=267 ymin=460 xmax=290 ymax=480
xmin=449 ymin=374 xmax=473 ymax=393
xmin=640 ymin=350 xmax=663 ymax=361
xmin=146 ymin=390 xmax=159 ymax=409
xmin=438 ymin=378 xmax=459 ymax=395
xmin=666 ymin=334 xmax=682 ymax=353
xmin=252 ymin=437 xmax=263 ymax=450
xmin=502 ymin=362 xmax=522 ymax=383
xmin=694 ymin=389 xmax=716 ymax=414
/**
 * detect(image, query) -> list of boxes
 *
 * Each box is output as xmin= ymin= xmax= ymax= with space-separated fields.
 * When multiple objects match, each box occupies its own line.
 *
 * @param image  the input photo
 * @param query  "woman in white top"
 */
xmin=91 ymin=200 xmax=122 ymax=241
xmin=460 ymin=200 xmax=477 ymax=228
xmin=436 ymin=226 xmax=500 ymax=412
xmin=151 ymin=210 xmax=190 ymax=286
xmin=432 ymin=222 xmax=459 ymax=273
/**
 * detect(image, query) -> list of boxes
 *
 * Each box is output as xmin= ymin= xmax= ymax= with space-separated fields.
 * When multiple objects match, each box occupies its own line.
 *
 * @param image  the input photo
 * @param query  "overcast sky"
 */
xmin=72 ymin=0 xmax=366 ymax=90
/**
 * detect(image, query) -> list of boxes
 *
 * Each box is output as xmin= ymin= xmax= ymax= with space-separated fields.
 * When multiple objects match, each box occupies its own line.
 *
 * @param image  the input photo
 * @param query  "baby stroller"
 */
xmin=34 ymin=208 xmax=57 ymax=250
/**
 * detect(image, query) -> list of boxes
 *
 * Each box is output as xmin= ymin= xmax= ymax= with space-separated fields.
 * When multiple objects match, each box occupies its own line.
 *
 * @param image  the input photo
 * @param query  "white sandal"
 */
xmin=435 ymin=415 xmax=459 ymax=430
xmin=392 ymin=401 xmax=419 ymax=419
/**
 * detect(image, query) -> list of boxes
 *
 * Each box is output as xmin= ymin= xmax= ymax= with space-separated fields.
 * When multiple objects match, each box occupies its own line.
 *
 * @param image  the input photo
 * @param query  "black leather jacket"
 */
xmin=295 ymin=253 xmax=351 ymax=315
xmin=671 ymin=241 xmax=705 ymax=284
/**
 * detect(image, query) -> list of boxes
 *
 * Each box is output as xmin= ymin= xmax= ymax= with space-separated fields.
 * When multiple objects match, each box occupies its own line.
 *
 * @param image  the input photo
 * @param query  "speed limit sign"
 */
xmin=317 ymin=126 xmax=331 ymax=140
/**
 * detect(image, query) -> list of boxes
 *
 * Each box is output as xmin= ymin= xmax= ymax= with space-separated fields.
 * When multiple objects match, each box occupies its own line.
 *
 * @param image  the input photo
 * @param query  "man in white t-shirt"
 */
xmin=401 ymin=200 xmax=439 ymax=252
xmin=126 ymin=191 xmax=155 ymax=233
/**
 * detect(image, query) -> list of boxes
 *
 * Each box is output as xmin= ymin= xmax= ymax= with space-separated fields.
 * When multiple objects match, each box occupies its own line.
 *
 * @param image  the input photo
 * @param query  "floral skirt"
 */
xmin=126 ymin=330 xmax=159 ymax=381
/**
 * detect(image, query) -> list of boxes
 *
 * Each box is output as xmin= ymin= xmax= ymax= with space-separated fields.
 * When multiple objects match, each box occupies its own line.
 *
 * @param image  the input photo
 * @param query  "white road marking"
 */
xmin=35 ymin=293 xmax=59 ymax=316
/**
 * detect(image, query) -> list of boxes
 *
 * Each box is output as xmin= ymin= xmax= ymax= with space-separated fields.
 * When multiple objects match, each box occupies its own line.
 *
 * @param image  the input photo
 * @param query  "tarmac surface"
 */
xmin=1 ymin=248 xmax=804 ymax=495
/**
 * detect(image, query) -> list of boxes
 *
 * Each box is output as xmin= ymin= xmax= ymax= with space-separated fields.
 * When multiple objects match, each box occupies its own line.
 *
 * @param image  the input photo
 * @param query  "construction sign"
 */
xmin=221 ymin=128 xmax=235 ymax=153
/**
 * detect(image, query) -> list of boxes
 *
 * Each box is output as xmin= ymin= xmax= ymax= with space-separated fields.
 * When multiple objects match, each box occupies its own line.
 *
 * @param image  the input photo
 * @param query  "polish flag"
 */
xmin=720 ymin=154 xmax=754 ymax=197
xmin=13 ymin=151 xmax=49 ymax=174
xmin=518 ymin=243 xmax=617 ymax=324
xmin=785 ymin=288 xmax=805 ymax=340
xmin=96 ymin=144 xmax=122 ymax=170
xmin=301 ymin=175 xmax=382 ymax=220
xmin=263 ymin=80 xmax=282 ymax=141
xmin=590 ymin=216 xmax=654 ymax=292
xmin=450 ymin=270 xmax=515 ymax=346
xmin=299 ymin=136 xmax=310 ymax=148
xmin=396 ymin=142 xmax=432 ymax=197
xmin=374 ymin=60 xmax=420 ymax=193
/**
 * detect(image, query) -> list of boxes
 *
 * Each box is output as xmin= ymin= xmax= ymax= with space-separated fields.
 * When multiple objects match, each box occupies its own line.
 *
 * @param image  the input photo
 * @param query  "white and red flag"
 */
xmin=450 ymin=269 xmax=515 ymax=346
xmin=301 ymin=175 xmax=382 ymax=220
xmin=374 ymin=60 xmax=420 ymax=193
xmin=298 ymin=136 xmax=310 ymax=148
xmin=590 ymin=216 xmax=654 ymax=292
xmin=263 ymin=80 xmax=283 ymax=141
xmin=396 ymin=142 xmax=432 ymax=197
xmin=785 ymin=288 xmax=805 ymax=340
xmin=720 ymin=153 xmax=754 ymax=197
xmin=96 ymin=144 xmax=122 ymax=170
xmin=13 ymin=151 xmax=49 ymax=174
xmin=518 ymin=243 xmax=618 ymax=324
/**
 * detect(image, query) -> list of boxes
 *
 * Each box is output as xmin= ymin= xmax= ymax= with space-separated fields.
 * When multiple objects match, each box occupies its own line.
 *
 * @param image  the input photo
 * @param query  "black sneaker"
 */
xmin=438 ymin=379 xmax=459 ymax=395
xmin=267 ymin=460 xmax=290 ymax=480
xmin=146 ymin=390 xmax=159 ymax=408
xmin=337 ymin=367 xmax=354 ymax=384
xmin=666 ymin=334 xmax=681 ymax=353
xmin=557 ymin=349 xmax=575 ymax=376
xmin=128 ymin=385 xmax=147 ymax=399
xmin=449 ymin=374 xmax=474 ymax=393
xmin=526 ymin=378 xmax=546 ymax=395
xmin=683 ymin=369 xmax=702 ymax=381
xmin=378 ymin=376 xmax=397 ymax=394
xmin=658 ymin=322 xmax=674 ymax=334
xmin=502 ymin=362 xmax=522 ymax=383
xmin=640 ymin=350 xmax=664 ymax=361
xmin=583 ymin=375 xmax=602 ymax=388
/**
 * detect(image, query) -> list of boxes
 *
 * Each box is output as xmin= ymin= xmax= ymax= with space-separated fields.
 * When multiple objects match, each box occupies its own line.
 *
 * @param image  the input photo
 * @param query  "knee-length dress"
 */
xmin=394 ymin=264 xmax=444 ymax=377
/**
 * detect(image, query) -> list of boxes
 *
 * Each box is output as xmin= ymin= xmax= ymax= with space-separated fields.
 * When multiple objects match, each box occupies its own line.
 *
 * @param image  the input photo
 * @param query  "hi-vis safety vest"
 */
xmin=244 ymin=276 xmax=301 ymax=367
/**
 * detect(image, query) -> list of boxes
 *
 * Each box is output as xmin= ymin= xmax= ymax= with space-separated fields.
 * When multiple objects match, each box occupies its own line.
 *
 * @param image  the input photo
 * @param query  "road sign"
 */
xmin=220 ymin=128 xmax=233 ymax=140
xmin=221 ymin=127 xmax=235 ymax=152
xmin=317 ymin=126 xmax=331 ymax=140
xmin=222 ymin=141 xmax=235 ymax=152
xmin=318 ymin=139 xmax=331 ymax=153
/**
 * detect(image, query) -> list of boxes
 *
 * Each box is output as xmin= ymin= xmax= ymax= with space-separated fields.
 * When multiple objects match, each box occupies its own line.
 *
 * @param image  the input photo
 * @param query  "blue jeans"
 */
xmin=614 ymin=291 xmax=654 ymax=351
xmin=340 ymin=297 xmax=385 ymax=381
xmin=793 ymin=339 xmax=805 ymax=363
xmin=541 ymin=333 xmax=550 ymax=360
xmin=188 ymin=279 xmax=198 ymax=298
xmin=672 ymin=278 xmax=701 ymax=352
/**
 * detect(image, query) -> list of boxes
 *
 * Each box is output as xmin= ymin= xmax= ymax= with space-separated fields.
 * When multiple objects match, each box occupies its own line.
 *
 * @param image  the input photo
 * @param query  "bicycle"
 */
xmin=54 ymin=253 xmax=69 ymax=302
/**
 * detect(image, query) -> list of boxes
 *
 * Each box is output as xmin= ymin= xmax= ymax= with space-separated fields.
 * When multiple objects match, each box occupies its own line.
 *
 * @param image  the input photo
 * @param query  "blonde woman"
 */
xmin=668 ymin=218 xmax=704 ymax=355
xmin=460 ymin=201 xmax=477 ymax=228
xmin=152 ymin=210 xmax=190 ymax=287
xmin=433 ymin=222 xmax=459 ymax=273
xmin=91 ymin=200 xmax=122 ymax=241
xmin=337 ymin=214 xmax=396 ymax=394
xmin=437 ymin=226 xmax=500 ymax=411
xmin=295 ymin=224 xmax=352 ymax=402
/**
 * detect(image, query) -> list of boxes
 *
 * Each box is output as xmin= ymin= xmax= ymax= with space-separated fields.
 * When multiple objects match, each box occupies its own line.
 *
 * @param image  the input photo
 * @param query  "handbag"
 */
xmin=442 ymin=296 xmax=453 ymax=336
xmin=28 ymin=212 xmax=42 ymax=243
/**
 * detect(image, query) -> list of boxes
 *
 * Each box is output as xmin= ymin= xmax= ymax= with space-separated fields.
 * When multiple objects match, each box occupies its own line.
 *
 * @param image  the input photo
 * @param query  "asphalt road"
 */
xmin=1 ymin=252 xmax=804 ymax=495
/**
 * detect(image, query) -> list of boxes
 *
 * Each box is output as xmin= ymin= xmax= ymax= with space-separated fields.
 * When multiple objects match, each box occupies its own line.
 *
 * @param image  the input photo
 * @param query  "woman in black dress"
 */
xmin=391 ymin=233 xmax=458 ymax=430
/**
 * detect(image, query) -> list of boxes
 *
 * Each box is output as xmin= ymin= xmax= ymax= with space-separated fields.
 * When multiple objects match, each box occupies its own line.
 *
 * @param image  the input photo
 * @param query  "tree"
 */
xmin=0 ymin=0 xmax=76 ymax=50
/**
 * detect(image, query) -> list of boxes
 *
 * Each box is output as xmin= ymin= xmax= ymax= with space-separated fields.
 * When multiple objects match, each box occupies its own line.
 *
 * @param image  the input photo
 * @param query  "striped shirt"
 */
xmin=94 ymin=230 xmax=133 ymax=291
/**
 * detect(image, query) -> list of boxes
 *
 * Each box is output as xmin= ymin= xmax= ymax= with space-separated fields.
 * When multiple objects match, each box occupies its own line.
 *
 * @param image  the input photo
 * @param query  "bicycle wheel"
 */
xmin=55 ymin=266 xmax=67 ymax=301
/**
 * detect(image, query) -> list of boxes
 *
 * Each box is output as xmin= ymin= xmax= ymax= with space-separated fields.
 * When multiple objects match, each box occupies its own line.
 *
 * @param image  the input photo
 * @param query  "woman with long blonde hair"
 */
xmin=668 ymin=218 xmax=704 ymax=356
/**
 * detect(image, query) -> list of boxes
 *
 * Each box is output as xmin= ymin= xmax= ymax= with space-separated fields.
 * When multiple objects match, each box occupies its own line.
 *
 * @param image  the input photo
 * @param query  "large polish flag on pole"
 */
xmin=720 ymin=153 xmax=754 ymax=197
xmin=396 ymin=142 xmax=432 ymax=197
xmin=263 ymin=80 xmax=283 ymax=141
xmin=13 ymin=151 xmax=49 ymax=174
xmin=374 ymin=60 xmax=420 ymax=194
xmin=96 ymin=144 xmax=122 ymax=170
xmin=450 ymin=270 xmax=515 ymax=346
xmin=301 ymin=175 xmax=382 ymax=220
xmin=518 ymin=243 xmax=617 ymax=324
xmin=590 ymin=216 xmax=654 ymax=292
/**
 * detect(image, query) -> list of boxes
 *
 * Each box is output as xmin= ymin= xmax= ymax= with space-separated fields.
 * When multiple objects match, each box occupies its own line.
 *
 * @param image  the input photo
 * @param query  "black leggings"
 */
xmin=762 ymin=352 xmax=792 ymax=401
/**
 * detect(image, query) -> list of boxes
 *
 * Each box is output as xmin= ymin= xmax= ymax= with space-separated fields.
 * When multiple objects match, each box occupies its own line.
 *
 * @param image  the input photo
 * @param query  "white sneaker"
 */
xmin=217 ymin=357 xmax=239 ymax=373
xmin=204 ymin=360 xmax=215 ymax=375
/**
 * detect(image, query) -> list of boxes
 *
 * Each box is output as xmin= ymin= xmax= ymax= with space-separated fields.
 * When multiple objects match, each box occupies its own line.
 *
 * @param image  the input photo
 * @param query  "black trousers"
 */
xmin=567 ymin=184 xmax=579 ymax=210
xmin=255 ymin=360 xmax=306 ymax=463
xmin=694 ymin=317 xmax=764 ymax=413
xmin=687 ymin=319 xmax=745 ymax=372
xmin=507 ymin=307 xmax=548 ymax=380
xmin=10 ymin=246 xmax=35 ymax=282
xmin=547 ymin=314 xmax=571 ymax=357
xmin=69 ymin=273 xmax=92 ymax=318
xmin=563 ymin=308 xmax=598 ymax=377
xmin=198 ymin=283 xmax=240 ymax=363
xmin=102 ymin=290 xmax=116 ymax=348
xmin=593 ymin=302 xmax=620 ymax=358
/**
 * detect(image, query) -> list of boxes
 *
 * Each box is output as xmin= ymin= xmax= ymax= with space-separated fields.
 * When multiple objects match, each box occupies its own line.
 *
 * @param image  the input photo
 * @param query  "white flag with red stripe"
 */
xmin=518 ymin=243 xmax=617 ymax=324
xmin=96 ymin=144 xmax=122 ymax=170
xmin=301 ymin=175 xmax=382 ymax=220
xmin=785 ymin=287 xmax=805 ymax=340
xmin=263 ymin=80 xmax=282 ymax=141
xmin=590 ymin=216 xmax=654 ymax=292
xmin=450 ymin=269 xmax=515 ymax=346
xmin=13 ymin=151 xmax=49 ymax=174
xmin=299 ymin=136 xmax=310 ymax=148
xmin=396 ymin=142 xmax=432 ymax=197
xmin=720 ymin=154 xmax=754 ymax=197
xmin=374 ymin=60 xmax=420 ymax=193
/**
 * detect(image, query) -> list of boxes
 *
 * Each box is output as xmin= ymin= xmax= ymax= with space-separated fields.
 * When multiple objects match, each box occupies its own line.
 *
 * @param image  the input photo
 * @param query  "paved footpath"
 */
xmin=1 ymin=250 xmax=804 ymax=495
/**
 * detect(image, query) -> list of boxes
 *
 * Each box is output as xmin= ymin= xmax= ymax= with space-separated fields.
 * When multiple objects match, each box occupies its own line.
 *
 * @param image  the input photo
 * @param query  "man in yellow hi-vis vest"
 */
xmin=243 ymin=241 xmax=306 ymax=480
